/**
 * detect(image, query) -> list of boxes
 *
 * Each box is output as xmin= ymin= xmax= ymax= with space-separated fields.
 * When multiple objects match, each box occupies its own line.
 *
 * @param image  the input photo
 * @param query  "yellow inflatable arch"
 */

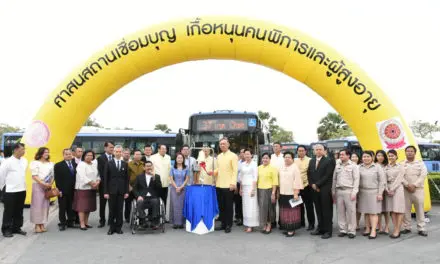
xmin=21 ymin=16 xmax=431 ymax=209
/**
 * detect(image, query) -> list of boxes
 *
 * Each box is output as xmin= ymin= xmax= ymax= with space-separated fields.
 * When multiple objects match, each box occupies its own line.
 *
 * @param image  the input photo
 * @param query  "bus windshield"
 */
xmin=180 ymin=111 xmax=269 ymax=160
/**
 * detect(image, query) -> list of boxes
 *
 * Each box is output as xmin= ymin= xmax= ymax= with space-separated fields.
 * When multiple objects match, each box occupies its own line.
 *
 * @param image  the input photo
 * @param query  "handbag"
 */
xmin=44 ymin=187 xmax=60 ymax=199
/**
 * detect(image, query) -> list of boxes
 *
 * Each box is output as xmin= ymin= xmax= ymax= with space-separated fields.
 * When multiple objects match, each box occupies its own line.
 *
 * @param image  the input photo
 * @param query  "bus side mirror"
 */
xmin=258 ymin=132 xmax=265 ymax=145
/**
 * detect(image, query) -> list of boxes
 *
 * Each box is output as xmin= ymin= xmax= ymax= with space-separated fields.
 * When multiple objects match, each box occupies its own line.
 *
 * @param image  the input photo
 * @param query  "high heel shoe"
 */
xmin=368 ymin=234 xmax=377 ymax=239
xmin=389 ymin=233 xmax=401 ymax=239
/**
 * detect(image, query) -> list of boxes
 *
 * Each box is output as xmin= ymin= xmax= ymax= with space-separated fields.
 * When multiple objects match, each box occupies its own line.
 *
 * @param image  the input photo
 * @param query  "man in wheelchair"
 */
xmin=132 ymin=161 xmax=162 ymax=228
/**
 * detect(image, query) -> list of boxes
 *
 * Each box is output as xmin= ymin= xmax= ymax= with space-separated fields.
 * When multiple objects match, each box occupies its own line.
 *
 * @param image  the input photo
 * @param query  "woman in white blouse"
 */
xmin=30 ymin=147 xmax=54 ymax=233
xmin=239 ymin=149 xmax=259 ymax=232
xmin=73 ymin=150 xmax=100 ymax=230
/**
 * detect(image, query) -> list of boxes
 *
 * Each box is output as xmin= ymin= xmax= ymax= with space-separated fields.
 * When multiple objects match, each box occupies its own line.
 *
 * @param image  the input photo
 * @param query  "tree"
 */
xmin=84 ymin=117 xmax=103 ymax=128
xmin=0 ymin=123 xmax=21 ymax=147
xmin=410 ymin=120 xmax=440 ymax=139
xmin=154 ymin=124 xmax=171 ymax=133
xmin=317 ymin=112 xmax=353 ymax=140
xmin=258 ymin=111 xmax=294 ymax=142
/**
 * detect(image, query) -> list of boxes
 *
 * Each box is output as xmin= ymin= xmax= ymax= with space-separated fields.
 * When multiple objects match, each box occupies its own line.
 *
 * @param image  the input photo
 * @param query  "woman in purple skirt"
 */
xmin=169 ymin=153 xmax=189 ymax=229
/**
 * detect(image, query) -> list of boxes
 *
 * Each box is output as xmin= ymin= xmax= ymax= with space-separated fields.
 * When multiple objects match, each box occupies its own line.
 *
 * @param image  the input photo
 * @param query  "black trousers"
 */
xmin=99 ymin=185 xmax=109 ymax=225
xmin=58 ymin=192 xmax=75 ymax=226
xmin=160 ymin=187 xmax=168 ymax=209
xmin=137 ymin=197 xmax=160 ymax=221
xmin=216 ymin=188 xmax=234 ymax=228
xmin=233 ymin=182 xmax=243 ymax=220
xmin=300 ymin=185 xmax=316 ymax=227
xmin=124 ymin=191 xmax=135 ymax=221
xmin=108 ymin=194 xmax=124 ymax=231
xmin=312 ymin=185 xmax=333 ymax=234
xmin=1 ymin=191 xmax=26 ymax=234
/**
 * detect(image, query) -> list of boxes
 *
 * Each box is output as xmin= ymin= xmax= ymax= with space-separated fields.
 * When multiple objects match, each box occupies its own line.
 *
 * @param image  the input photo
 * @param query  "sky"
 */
xmin=0 ymin=0 xmax=439 ymax=143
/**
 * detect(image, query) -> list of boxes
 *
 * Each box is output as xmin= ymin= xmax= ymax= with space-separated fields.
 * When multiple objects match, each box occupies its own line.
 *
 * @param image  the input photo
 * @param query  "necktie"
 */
xmin=108 ymin=155 xmax=112 ymax=161
xmin=68 ymin=161 xmax=74 ymax=175
xmin=315 ymin=159 xmax=320 ymax=170
xmin=117 ymin=160 xmax=120 ymax=171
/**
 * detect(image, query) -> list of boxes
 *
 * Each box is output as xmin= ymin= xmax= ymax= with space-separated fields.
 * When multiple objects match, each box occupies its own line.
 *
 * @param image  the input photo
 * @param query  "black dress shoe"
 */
xmin=236 ymin=219 xmax=243 ymax=226
xmin=3 ymin=231 xmax=13 ymax=238
xmin=348 ymin=234 xmax=356 ymax=239
xmin=107 ymin=230 xmax=114 ymax=235
xmin=98 ymin=223 xmax=105 ymax=228
xmin=178 ymin=225 xmax=184 ymax=229
xmin=418 ymin=231 xmax=428 ymax=237
xmin=116 ymin=230 xmax=123 ymax=235
xmin=401 ymin=229 xmax=411 ymax=234
xmin=13 ymin=229 xmax=27 ymax=236
xmin=215 ymin=226 xmax=226 ymax=231
xmin=173 ymin=225 xmax=178 ymax=229
xmin=321 ymin=233 xmax=332 ymax=239
xmin=85 ymin=225 xmax=93 ymax=229
xmin=67 ymin=223 xmax=76 ymax=228
xmin=59 ymin=226 xmax=66 ymax=231
xmin=306 ymin=225 xmax=315 ymax=231
xmin=80 ymin=227 xmax=88 ymax=231
xmin=225 ymin=226 xmax=231 ymax=233
xmin=338 ymin=233 xmax=347 ymax=237
xmin=311 ymin=230 xmax=322 ymax=236
xmin=362 ymin=232 xmax=370 ymax=237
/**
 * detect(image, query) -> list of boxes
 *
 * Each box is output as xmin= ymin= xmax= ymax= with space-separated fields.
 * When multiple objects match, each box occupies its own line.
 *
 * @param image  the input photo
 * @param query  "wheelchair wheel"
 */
xmin=130 ymin=200 xmax=137 ymax=234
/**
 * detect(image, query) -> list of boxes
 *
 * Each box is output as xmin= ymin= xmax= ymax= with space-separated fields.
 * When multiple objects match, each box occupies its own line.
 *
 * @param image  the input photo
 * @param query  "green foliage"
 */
xmin=317 ymin=112 xmax=353 ymax=140
xmin=154 ymin=124 xmax=171 ymax=133
xmin=84 ymin=117 xmax=103 ymax=128
xmin=257 ymin=111 xmax=294 ymax=143
xmin=410 ymin=120 xmax=439 ymax=139
xmin=428 ymin=173 xmax=440 ymax=201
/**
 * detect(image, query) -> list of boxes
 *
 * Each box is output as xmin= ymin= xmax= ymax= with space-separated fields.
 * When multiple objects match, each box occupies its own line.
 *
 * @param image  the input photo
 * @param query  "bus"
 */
xmin=177 ymin=110 xmax=270 ymax=161
xmin=311 ymin=137 xmax=440 ymax=173
xmin=1 ymin=126 xmax=178 ymax=158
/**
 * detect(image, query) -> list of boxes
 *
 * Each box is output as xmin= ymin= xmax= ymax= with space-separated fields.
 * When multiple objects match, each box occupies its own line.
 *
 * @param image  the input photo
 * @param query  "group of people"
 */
xmin=0 ymin=139 xmax=429 ymax=240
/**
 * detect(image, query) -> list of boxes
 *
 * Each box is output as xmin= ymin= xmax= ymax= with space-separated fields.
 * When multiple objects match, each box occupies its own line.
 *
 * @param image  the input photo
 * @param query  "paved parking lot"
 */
xmin=0 ymin=202 xmax=439 ymax=264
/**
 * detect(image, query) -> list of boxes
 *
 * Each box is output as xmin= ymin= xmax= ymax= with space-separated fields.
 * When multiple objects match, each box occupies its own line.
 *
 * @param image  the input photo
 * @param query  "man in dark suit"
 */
xmin=132 ymin=161 xmax=162 ymax=228
xmin=54 ymin=149 xmax=77 ymax=231
xmin=103 ymin=145 xmax=129 ymax=235
xmin=307 ymin=144 xmax=336 ymax=239
xmin=97 ymin=141 xmax=114 ymax=228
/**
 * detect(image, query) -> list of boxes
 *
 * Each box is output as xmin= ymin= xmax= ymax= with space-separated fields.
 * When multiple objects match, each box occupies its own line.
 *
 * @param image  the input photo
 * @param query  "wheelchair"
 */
xmin=129 ymin=198 xmax=166 ymax=234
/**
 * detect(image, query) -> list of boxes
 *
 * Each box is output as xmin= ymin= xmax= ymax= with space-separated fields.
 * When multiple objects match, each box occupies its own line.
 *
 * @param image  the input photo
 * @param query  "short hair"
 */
xmin=297 ymin=145 xmax=307 ymax=152
xmin=34 ymin=147 xmax=50 ymax=161
xmin=273 ymin=142 xmax=282 ymax=147
xmin=405 ymin=145 xmax=417 ymax=153
xmin=158 ymin=144 xmax=167 ymax=149
xmin=72 ymin=146 xmax=83 ymax=152
xmin=261 ymin=152 xmax=270 ymax=159
xmin=114 ymin=145 xmax=123 ymax=151
xmin=387 ymin=149 xmax=398 ymax=158
xmin=123 ymin=148 xmax=131 ymax=153
xmin=104 ymin=141 xmax=115 ymax=148
xmin=219 ymin=137 xmax=229 ymax=144
xmin=82 ymin=150 xmax=96 ymax=161
xmin=339 ymin=149 xmax=351 ymax=156
xmin=13 ymin=143 xmax=25 ymax=151
xmin=181 ymin=144 xmax=190 ymax=150
xmin=133 ymin=149 xmax=142 ymax=154
xmin=313 ymin=144 xmax=325 ymax=150
xmin=283 ymin=151 xmax=294 ymax=159
xmin=362 ymin=150 xmax=375 ymax=158
xmin=62 ymin=148 xmax=71 ymax=154
xmin=144 ymin=160 xmax=153 ymax=166
xmin=144 ymin=144 xmax=152 ymax=149
xmin=244 ymin=148 xmax=253 ymax=155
